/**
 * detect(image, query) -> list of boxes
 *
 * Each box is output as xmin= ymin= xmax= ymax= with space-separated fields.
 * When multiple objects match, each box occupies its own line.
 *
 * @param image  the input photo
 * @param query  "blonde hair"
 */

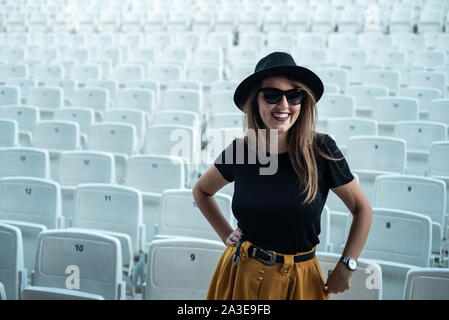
xmin=242 ymin=76 xmax=343 ymax=204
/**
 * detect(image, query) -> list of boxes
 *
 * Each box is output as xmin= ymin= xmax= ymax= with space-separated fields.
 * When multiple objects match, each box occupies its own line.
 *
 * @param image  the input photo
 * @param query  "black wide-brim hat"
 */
xmin=233 ymin=51 xmax=324 ymax=111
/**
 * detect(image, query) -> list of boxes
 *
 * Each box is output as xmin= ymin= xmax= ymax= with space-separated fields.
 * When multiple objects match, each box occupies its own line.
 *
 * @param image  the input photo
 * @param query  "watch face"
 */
xmin=348 ymin=259 xmax=357 ymax=270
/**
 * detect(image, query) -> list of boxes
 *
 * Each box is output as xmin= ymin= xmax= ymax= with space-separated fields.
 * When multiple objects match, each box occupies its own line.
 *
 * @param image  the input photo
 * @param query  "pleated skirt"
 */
xmin=207 ymin=241 xmax=330 ymax=300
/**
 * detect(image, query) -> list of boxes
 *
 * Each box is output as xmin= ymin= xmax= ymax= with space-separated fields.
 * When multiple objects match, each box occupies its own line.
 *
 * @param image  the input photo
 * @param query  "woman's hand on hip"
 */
xmin=325 ymin=262 xmax=353 ymax=295
xmin=225 ymin=227 xmax=243 ymax=247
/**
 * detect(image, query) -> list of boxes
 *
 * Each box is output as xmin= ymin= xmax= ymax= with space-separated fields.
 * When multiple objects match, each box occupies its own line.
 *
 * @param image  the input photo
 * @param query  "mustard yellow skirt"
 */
xmin=207 ymin=241 xmax=330 ymax=300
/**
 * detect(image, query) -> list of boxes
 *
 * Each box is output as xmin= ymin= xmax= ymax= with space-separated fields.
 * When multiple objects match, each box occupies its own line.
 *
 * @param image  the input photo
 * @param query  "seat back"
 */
xmin=0 ymin=223 xmax=25 ymax=300
xmin=347 ymin=136 xmax=406 ymax=173
xmin=0 ymin=177 xmax=62 ymax=229
xmin=59 ymin=151 xmax=115 ymax=186
xmin=125 ymin=155 xmax=185 ymax=193
xmin=53 ymin=108 xmax=94 ymax=136
xmin=28 ymin=87 xmax=63 ymax=112
xmin=145 ymin=238 xmax=225 ymax=300
xmin=72 ymin=88 xmax=109 ymax=112
xmin=0 ymin=147 xmax=49 ymax=179
xmin=373 ymin=97 xmax=419 ymax=123
xmin=0 ymin=105 xmax=39 ymax=134
xmin=88 ymin=123 xmax=137 ymax=156
xmin=393 ymin=121 xmax=447 ymax=152
xmin=34 ymin=120 xmax=80 ymax=151
xmin=428 ymin=141 xmax=449 ymax=177
xmin=32 ymin=230 xmax=124 ymax=300
xmin=355 ymin=208 xmax=432 ymax=267
xmin=0 ymin=85 xmax=20 ymax=105
xmin=0 ymin=118 xmax=18 ymax=147
xmin=403 ymin=268 xmax=449 ymax=300
xmin=73 ymin=184 xmax=144 ymax=255
xmin=158 ymin=189 xmax=232 ymax=241
xmin=116 ymin=88 xmax=155 ymax=113
xmin=326 ymin=118 xmax=378 ymax=148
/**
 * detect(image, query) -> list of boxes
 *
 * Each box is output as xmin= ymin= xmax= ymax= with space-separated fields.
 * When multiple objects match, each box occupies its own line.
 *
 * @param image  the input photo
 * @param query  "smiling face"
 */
xmin=257 ymin=76 xmax=302 ymax=136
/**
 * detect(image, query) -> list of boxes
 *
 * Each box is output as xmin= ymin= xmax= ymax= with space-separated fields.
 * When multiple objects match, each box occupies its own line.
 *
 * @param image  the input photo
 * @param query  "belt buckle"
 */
xmin=258 ymin=249 xmax=277 ymax=266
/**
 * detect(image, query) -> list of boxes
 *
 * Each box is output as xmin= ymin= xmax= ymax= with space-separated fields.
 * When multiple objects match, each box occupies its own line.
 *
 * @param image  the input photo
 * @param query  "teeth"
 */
xmin=272 ymin=113 xmax=290 ymax=119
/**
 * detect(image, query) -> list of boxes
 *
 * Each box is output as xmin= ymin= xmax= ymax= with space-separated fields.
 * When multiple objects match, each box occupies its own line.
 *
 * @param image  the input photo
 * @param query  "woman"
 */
xmin=192 ymin=52 xmax=372 ymax=300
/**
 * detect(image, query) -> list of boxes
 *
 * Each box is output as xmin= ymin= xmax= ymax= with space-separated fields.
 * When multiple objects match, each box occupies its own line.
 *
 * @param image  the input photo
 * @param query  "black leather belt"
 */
xmin=249 ymin=245 xmax=315 ymax=266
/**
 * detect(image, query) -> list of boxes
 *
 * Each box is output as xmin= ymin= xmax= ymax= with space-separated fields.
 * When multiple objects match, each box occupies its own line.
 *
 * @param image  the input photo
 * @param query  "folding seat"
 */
xmin=311 ymin=5 xmax=337 ymax=32
xmin=160 ymin=45 xmax=192 ymax=67
xmin=238 ymin=32 xmax=265 ymax=53
xmin=393 ymin=120 xmax=447 ymax=175
xmin=352 ymin=208 xmax=432 ymax=299
xmin=0 ymin=118 xmax=18 ymax=148
xmin=226 ymin=47 xmax=258 ymax=68
xmin=58 ymin=150 xmax=115 ymax=225
xmin=374 ymin=49 xmax=406 ymax=69
xmin=5 ymin=78 xmax=36 ymax=104
xmin=263 ymin=9 xmax=286 ymax=32
xmin=215 ymin=10 xmax=237 ymax=32
xmin=144 ymin=237 xmax=225 ymax=300
xmin=337 ymin=7 xmax=362 ymax=33
xmin=389 ymin=8 xmax=415 ymax=33
xmin=146 ymin=10 xmax=167 ymax=32
xmin=145 ymin=125 xmax=200 ymax=182
xmin=145 ymin=32 xmax=173 ymax=48
xmin=325 ymin=118 xmax=378 ymax=153
xmin=72 ymin=88 xmax=109 ymax=120
xmin=0 ymin=105 xmax=39 ymax=146
xmin=167 ymin=10 xmax=191 ymax=32
xmin=85 ymin=79 xmax=118 ymax=106
xmin=166 ymin=80 xmax=202 ymax=93
xmin=0 ymin=46 xmax=27 ymax=62
xmin=398 ymin=87 xmax=442 ymax=120
xmin=346 ymin=136 xmax=406 ymax=203
xmin=0 ymin=147 xmax=49 ymax=179
xmin=188 ymin=64 xmax=223 ymax=89
xmin=0 ymin=223 xmax=27 ymax=300
xmin=372 ymin=97 xmax=419 ymax=136
xmin=33 ymin=64 xmax=65 ymax=83
xmin=414 ymin=50 xmax=447 ymax=70
xmin=161 ymin=89 xmax=203 ymax=114
xmin=409 ymin=71 xmax=447 ymax=97
xmin=317 ymin=252 xmax=382 ymax=300
xmin=346 ymin=84 xmax=388 ymax=117
xmin=71 ymin=64 xmax=102 ymax=84
xmin=286 ymin=8 xmax=311 ymax=32
xmin=403 ymin=268 xmax=449 ymax=300
xmin=152 ymin=110 xmax=200 ymax=133
xmin=418 ymin=9 xmax=445 ymax=33
xmin=207 ymin=31 xmax=234 ymax=53
xmin=210 ymin=81 xmax=239 ymax=97
xmin=116 ymin=88 xmax=155 ymax=115
xmin=328 ymin=33 xmax=359 ymax=50
xmin=53 ymin=107 xmax=94 ymax=147
xmin=26 ymin=229 xmax=126 ymax=300
xmin=125 ymin=155 xmax=185 ymax=243
xmin=363 ymin=70 xmax=401 ymax=96
xmin=148 ymin=64 xmax=183 ymax=85
xmin=316 ymin=94 xmax=355 ymax=132
xmin=71 ymin=184 xmax=145 ymax=290
xmin=208 ymin=113 xmax=245 ymax=130
xmin=122 ymin=12 xmax=144 ymax=32
xmin=64 ymin=48 xmax=91 ymax=64
xmin=157 ymin=189 xmax=232 ymax=241
xmin=34 ymin=120 xmax=80 ymax=179
xmin=238 ymin=10 xmax=263 ymax=33
xmin=193 ymin=46 xmax=223 ymax=68
xmin=43 ymin=79 xmax=77 ymax=106
xmin=173 ymin=32 xmax=204 ymax=50
xmin=428 ymin=99 xmax=449 ymax=131
xmin=28 ymin=87 xmax=63 ymax=119
xmin=315 ymin=67 xmax=350 ymax=93
xmin=103 ymin=109 xmax=146 ymax=150
xmin=0 ymin=176 xmax=63 ymax=230
xmin=0 ymin=85 xmax=20 ymax=105
xmin=113 ymin=64 xmax=144 ymax=85
xmin=373 ymin=174 xmax=446 ymax=263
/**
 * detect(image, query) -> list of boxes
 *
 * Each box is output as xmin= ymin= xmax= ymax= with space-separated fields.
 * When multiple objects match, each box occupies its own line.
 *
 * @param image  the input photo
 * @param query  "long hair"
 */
xmin=242 ymin=75 xmax=343 ymax=204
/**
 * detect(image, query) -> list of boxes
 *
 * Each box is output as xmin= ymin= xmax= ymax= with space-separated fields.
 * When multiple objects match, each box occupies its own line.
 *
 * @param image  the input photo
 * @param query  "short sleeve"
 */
xmin=318 ymin=134 xmax=354 ymax=189
xmin=213 ymin=139 xmax=236 ymax=183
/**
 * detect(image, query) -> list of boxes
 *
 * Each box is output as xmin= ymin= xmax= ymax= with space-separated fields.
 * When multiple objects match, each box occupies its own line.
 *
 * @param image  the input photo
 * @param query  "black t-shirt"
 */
xmin=214 ymin=133 xmax=354 ymax=254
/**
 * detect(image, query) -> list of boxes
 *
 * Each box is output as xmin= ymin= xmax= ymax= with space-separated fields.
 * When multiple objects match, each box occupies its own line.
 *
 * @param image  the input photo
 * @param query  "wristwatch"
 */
xmin=340 ymin=256 xmax=358 ymax=271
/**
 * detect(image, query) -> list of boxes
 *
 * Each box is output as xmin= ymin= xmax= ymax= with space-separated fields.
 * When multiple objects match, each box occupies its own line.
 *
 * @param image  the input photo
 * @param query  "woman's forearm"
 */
xmin=341 ymin=205 xmax=373 ymax=260
xmin=193 ymin=185 xmax=234 ymax=244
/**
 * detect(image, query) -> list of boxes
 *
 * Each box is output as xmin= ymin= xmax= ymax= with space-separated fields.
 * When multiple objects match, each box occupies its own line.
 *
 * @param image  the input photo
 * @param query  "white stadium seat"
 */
xmin=0 ymin=105 xmax=38 ymax=146
xmin=29 ymin=229 xmax=125 ymax=300
xmin=403 ymin=268 xmax=449 ymax=300
xmin=0 ymin=223 xmax=27 ymax=300
xmin=144 ymin=237 xmax=225 ymax=300
xmin=0 ymin=118 xmax=18 ymax=148
xmin=0 ymin=85 xmax=20 ymax=105
xmin=0 ymin=147 xmax=49 ymax=179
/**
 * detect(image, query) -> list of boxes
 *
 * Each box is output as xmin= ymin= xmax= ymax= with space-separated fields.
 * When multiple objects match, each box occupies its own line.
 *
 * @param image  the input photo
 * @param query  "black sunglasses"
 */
xmin=258 ymin=87 xmax=305 ymax=105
